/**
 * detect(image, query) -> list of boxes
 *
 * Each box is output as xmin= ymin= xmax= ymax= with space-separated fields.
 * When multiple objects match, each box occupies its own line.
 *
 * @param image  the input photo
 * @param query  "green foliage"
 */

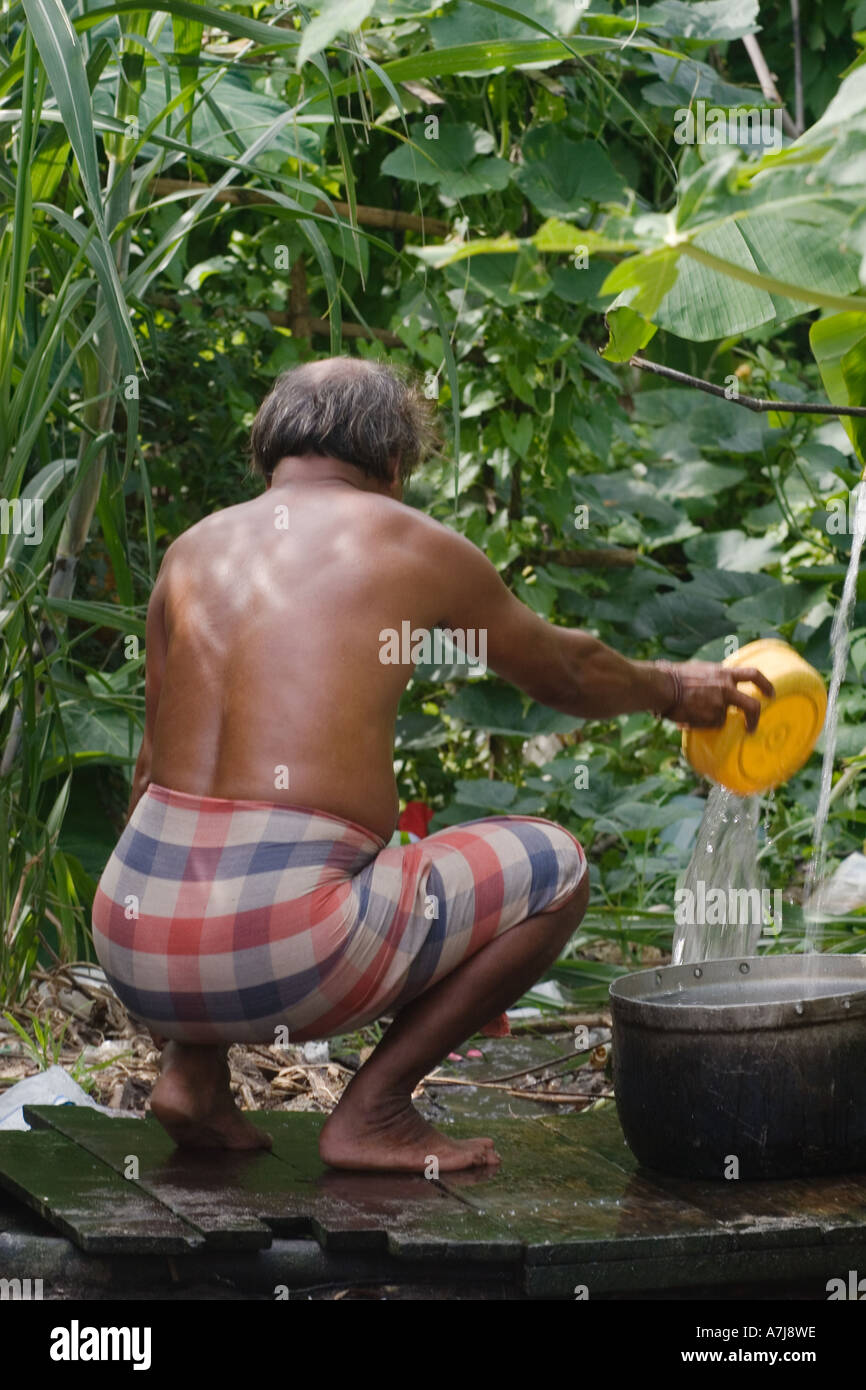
xmin=2 ymin=0 xmax=866 ymax=1011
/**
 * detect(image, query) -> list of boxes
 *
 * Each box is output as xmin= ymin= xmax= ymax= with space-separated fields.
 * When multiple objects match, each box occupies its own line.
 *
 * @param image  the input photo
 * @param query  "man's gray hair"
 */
xmin=249 ymin=357 xmax=440 ymax=483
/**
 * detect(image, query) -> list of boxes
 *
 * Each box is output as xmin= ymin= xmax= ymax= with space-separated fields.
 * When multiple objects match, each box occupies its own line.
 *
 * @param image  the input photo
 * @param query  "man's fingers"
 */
xmin=728 ymin=687 xmax=763 ymax=733
xmin=733 ymin=667 xmax=775 ymax=699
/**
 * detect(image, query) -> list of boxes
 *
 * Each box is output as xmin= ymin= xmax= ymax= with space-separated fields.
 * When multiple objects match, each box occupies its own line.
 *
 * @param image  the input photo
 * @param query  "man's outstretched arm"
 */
xmin=428 ymin=525 xmax=774 ymax=729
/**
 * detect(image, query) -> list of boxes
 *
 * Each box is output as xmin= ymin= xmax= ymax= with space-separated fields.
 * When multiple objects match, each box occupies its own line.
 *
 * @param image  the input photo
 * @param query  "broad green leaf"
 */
xmin=633 ymin=387 xmax=770 ymax=455
xmin=500 ymin=411 xmax=534 ymax=459
xmin=550 ymin=261 xmax=612 ymax=304
xmin=412 ymin=234 xmax=521 ymax=268
xmin=445 ymin=684 xmax=579 ymax=735
xmin=394 ymin=714 xmax=449 ymax=750
xmin=53 ymin=704 xmax=137 ymax=762
xmin=642 ymin=50 xmax=776 ymax=109
xmin=514 ymin=127 xmax=627 ymax=218
xmin=727 ymin=582 xmax=816 ymax=627
xmin=631 ymin=590 xmax=731 ymax=652
xmin=453 ymin=778 xmax=518 ymax=810
xmin=602 ymin=246 xmax=681 ymax=316
xmin=737 ymin=213 xmax=860 ymax=321
xmin=683 ymin=529 xmax=784 ymax=572
xmin=448 ymin=253 xmax=542 ymax=307
xmin=654 ymin=221 xmax=775 ymax=339
xmin=508 ymin=247 xmax=552 ymax=299
xmin=601 ymin=304 xmax=657 ymax=361
xmin=372 ymin=0 xmax=441 ymax=12
xmin=381 ymin=122 xmax=512 ymax=196
xmin=600 ymin=247 xmax=679 ymax=359
xmin=642 ymin=0 xmax=759 ymax=41
xmin=298 ymin=0 xmax=377 ymax=66
xmin=804 ymin=62 xmax=866 ymax=138
xmin=645 ymin=461 xmax=746 ymax=498
xmin=429 ymin=0 xmax=579 ymax=46
xmin=532 ymin=218 xmax=639 ymax=255
xmin=809 ymin=312 xmax=866 ymax=466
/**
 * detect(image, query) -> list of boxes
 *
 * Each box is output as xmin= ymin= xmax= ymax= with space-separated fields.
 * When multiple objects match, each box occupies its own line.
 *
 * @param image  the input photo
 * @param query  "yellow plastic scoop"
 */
xmin=682 ymin=638 xmax=827 ymax=795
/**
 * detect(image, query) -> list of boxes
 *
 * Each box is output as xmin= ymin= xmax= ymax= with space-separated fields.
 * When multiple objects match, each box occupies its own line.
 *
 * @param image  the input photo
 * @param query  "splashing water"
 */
xmin=802 ymin=481 xmax=866 ymax=951
xmin=672 ymin=786 xmax=770 ymax=965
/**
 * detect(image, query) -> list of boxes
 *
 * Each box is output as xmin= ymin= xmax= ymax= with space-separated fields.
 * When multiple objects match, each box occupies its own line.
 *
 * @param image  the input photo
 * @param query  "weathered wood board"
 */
xmin=0 ymin=1127 xmax=203 ymax=1253
xmin=19 ymin=1105 xmax=517 ymax=1260
xmin=0 ymin=1101 xmax=862 ymax=1297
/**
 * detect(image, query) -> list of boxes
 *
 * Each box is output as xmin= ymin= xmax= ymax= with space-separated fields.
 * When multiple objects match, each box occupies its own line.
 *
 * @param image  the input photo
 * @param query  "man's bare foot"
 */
xmin=319 ymin=1091 xmax=500 ymax=1173
xmin=150 ymin=1042 xmax=272 ymax=1151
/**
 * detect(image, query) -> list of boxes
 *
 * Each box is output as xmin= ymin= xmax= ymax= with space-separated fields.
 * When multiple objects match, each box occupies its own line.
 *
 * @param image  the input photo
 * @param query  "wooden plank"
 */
xmin=0 ymin=1128 xmax=203 ymax=1254
xmin=26 ymin=1106 xmax=276 ymax=1250
xmin=253 ymin=1112 xmax=523 ymax=1262
xmin=435 ymin=1106 xmax=731 ymax=1265
xmin=17 ymin=1101 xmax=866 ymax=1290
xmin=523 ymin=1240 xmax=866 ymax=1298
xmin=543 ymin=1105 xmax=866 ymax=1248
xmin=26 ymin=1106 xmax=519 ymax=1261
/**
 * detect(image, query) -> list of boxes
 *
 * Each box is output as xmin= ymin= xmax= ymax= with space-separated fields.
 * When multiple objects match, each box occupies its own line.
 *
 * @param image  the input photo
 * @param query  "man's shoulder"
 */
xmin=382 ymin=499 xmax=469 ymax=552
xmin=346 ymin=495 xmax=459 ymax=554
xmin=159 ymin=502 xmax=252 ymax=563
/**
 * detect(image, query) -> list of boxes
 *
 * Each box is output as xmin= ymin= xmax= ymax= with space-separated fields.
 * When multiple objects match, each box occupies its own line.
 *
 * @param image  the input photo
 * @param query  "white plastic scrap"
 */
xmin=0 ymin=1065 xmax=133 ymax=1132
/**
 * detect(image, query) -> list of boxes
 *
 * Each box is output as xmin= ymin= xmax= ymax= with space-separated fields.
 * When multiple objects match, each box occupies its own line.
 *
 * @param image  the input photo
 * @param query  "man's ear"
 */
xmin=388 ymin=455 xmax=403 ymax=497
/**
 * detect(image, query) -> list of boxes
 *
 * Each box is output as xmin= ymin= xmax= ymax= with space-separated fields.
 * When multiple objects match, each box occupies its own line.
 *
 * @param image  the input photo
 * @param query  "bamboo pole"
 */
xmin=521 ymin=547 xmax=638 ymax=570
xmin=149 ymin=178 xmax=451 ymax=236
xmin=146 ymin=291 xmax=405 ymax=348
xmin=288 ymin=257 xmax=311 ymax=342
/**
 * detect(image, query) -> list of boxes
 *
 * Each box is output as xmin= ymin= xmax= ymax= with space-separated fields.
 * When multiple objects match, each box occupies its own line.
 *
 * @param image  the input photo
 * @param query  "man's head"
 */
xmin=249 ymin=357 xmax=439 ymax=488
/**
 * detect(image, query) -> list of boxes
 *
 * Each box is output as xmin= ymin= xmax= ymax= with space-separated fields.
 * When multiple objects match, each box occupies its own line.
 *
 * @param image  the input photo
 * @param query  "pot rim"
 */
xmin=609 ymin=953 xmax=866 ymax=1032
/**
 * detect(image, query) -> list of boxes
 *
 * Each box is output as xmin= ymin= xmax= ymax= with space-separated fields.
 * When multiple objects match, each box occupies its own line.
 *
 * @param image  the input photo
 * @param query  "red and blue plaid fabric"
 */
xmin=92 ymin=783 xmax=586 ymax=1043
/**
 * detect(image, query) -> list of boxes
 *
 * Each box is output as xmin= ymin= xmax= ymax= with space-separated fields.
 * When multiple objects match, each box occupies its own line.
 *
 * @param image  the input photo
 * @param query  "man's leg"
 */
xmin=319 ymin=871 xmax=589 ymax=1173
xmin=151 ymin=1043 xmax=273 ymax=1150
xmin=149 ymin=874 xmax=587 ymax=1155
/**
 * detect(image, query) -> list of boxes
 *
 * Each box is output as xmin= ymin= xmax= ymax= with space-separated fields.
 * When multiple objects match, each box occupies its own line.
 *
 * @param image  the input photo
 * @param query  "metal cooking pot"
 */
xmin=609 ymin=954 xmax=866 ymax=1179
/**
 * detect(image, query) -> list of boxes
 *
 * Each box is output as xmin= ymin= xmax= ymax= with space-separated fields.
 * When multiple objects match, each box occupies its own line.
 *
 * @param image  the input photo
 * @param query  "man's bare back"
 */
xmin=143 ymin=475 xmax=448 ymax=842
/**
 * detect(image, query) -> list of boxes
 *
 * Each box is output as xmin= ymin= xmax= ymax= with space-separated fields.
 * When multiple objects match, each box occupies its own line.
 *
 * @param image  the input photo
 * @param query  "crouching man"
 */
xmin=92 ymin=358 xmax=772 ymax=1172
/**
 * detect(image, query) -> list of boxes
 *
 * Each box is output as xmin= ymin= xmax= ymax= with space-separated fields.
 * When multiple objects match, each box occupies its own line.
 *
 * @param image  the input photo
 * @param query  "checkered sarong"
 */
xmin=92 ymin=783 xmax=586 ymax=1043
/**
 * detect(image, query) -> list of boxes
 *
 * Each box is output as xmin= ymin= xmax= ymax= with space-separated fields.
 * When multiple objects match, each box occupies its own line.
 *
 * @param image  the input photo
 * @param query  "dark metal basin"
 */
xmin=609 ymin=954 xmax=866 ymax=1180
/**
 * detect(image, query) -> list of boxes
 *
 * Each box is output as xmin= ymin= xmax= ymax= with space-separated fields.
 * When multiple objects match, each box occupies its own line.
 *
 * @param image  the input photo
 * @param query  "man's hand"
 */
xmin=656 ymin=660 xmax=775 ymax=733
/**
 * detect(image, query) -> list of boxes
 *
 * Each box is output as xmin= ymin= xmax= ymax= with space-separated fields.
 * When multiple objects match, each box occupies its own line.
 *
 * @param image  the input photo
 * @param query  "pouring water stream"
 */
xmin=675 ymin=480 xmax=866 ymax=967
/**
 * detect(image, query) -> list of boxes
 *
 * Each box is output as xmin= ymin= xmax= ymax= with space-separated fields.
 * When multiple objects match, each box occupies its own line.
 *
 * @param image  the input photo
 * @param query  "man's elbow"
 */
xmin=520 ymin=652 xmax=589 ymax=718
